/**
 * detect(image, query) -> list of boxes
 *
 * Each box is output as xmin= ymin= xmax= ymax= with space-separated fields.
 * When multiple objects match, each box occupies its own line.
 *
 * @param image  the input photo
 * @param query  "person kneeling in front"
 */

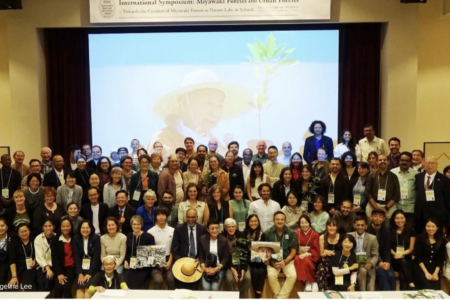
xmin=262 ymin=211 xmax=297 ymax=299
xmin=88 ymin=256 xmax=129 ymax=294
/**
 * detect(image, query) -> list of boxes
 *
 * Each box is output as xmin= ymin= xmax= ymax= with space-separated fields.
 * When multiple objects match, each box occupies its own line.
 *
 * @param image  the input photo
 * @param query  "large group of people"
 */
xmin=0 ymin=120 xmax=450 ymax=298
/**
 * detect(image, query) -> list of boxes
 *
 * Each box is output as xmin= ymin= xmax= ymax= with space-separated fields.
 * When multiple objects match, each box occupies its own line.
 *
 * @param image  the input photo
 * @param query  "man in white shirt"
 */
xmin=248 ymin=183 xmax=281 ymax=231
xmin=277 ymin=142 xmax=292 ymax=166
xmin=148 ymin=206 xmax=175 ymax=290
xmin=264 ymin=146 xmax=284 ymax=187
xmin=358 ymin=124 xmax=389 ymax=162
xmin=80 ymin=187 xmax=109 ymax=235
xmin=239 ymin=148 xmax=253 ymax=190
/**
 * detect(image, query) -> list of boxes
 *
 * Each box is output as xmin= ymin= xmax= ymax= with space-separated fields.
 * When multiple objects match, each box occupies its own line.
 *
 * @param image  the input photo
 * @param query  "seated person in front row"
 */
xmin=330 ymin=234 xmax=359 ymax=291
xmin=88 ymin=256 xmax=129 ymax=294
xmin=366 ymin=208 xmax=396 ymax=291
xmin=262 ymin=211 xmax=297 ymax=299
xmin=332 ymin=199 xmax=356 ymax=234
xmin=348 ymin=215 xmax=379 ymax=291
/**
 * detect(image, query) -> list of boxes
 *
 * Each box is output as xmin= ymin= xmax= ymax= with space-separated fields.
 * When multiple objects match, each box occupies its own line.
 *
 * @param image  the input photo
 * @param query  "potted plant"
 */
xmin=231 ymin=238 xmax=250 ymax=280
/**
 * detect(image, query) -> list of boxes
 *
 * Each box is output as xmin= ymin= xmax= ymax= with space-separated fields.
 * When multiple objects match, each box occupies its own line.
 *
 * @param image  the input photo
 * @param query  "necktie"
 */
xmin=189 ymin=227 xmax=195 ymax=258
xmin=426 ymin=176 xmax=431 ymax=190
xmin=119 ymin=209 xmax=124 ymax=217
xmin=59 ymin=173 xmax=65 ymax=185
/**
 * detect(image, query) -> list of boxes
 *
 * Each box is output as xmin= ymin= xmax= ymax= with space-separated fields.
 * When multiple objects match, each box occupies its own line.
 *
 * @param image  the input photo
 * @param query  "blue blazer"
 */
xmin=303 ymin=135 xmax=334 ymax=165
xmin=72 ymin=234 xmax=101 ymax=276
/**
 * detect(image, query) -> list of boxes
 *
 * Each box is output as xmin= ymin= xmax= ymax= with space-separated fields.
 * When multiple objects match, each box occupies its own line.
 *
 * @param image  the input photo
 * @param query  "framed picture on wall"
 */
xmin=423 ymin=142 xmax=450 ymax=171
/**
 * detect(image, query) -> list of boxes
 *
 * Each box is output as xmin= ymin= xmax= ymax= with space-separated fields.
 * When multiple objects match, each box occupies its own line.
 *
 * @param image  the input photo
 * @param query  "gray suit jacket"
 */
xmin=348 ymin=231 xmax=379 ymax=278
xmin=56 ymin=184 xmax=83 ymax=211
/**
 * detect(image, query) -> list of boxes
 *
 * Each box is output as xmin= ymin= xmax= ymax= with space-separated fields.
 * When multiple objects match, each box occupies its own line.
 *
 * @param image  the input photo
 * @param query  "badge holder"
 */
xmin=1 ymin=189 xmax=9 ymax=199
xmin=396 ymin=246 xmax=405 ymax=254
xmin=26 ymin=258 xmax=33 ymax=270
xmin=354 ymin=195 xmax=361 ymax=206
xmin=400 ymin=188 xmax=408 ymax=199
xmin=238 ymin=222 xmax=245 ymax=232
xmin=377 ymin=189 xmax=386 ymax=201
xmin=82 ymin=258 xmax=91 ymax=270
xmin=132 ymin=191 xmax=141 ymax=202
xmin=426 ymin=190 xmax=435 ymax=201
xmin=328 ymin=194 xmax=335 ymax=204
xmin=130 ymin=257 xmax=137 ymax=269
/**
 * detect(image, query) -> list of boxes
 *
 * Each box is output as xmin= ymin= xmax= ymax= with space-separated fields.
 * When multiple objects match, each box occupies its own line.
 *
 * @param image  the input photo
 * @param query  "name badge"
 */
xmin=354 ymin=195 xmax=361 ymax=206
xmin=238 ymin=222 xmax=245 ymax=232
xmin=132 ymin=191 xmax=141 ymax=201
xmin=82 ymin=258 xmax=91 ymax=270
xmin=328 ymin=193 xmax=335 ymax=204
xmin=335 ymin=275 xmax=344 ymax=285
xmin=1 ymin=188 xmax=9 ymax=199
xmin=26 ymin=258 xmax=33 ymax=270
xmin=378 ymin=189 xmax=386 ymax=201
xmin=285 ymin=234 xmax=289 ymax=240
xmin=396 ymin=246 xmax=405 ymax=254
xmin=130 ymin=257 xmax=137 ymax=269
xmin=219 ymin=223 xmax=224 ymax=233
xmin=401 ymin=188 xmax=408 ymax=199
xmin=426 ymin=190 xmax=435 ymax=201
xmin=46 ymin=252 xmax=51 ymax=263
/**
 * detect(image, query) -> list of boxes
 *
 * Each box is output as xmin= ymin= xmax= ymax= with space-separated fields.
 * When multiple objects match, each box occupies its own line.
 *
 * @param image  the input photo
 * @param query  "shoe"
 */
xmin=312 ymin=283 xmax=319 ymax=292
xmin=305 ymin=281 xmax=312 ymax=292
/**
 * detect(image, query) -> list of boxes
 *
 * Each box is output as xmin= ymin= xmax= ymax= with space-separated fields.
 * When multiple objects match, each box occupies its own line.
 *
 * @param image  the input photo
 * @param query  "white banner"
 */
xmin=90 ymin=0 xmax=331 ymax=23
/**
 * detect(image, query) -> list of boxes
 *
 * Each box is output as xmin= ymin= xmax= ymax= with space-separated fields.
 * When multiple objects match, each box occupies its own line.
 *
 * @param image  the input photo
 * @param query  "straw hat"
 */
xmin=153 ymin=69 xmax=253 ymax=120
xmin=250 ymin=241 xmax=281 ymax=253
xmin=172 ymin=257 xmax=203 ymax=283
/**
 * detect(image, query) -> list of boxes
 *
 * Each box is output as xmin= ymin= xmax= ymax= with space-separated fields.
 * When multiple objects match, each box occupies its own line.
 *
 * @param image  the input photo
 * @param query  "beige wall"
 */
xmin=0 ymin=0 xmax=445 ymax=161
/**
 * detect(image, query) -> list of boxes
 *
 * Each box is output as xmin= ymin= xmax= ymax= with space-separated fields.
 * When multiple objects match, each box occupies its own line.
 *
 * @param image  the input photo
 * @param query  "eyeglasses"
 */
xmin=104 ymin=263 xmax=116 ymax=267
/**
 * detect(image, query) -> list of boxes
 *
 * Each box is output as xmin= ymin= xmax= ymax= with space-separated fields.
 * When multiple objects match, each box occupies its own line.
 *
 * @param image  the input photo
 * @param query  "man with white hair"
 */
xmin=278 ymin=142 xmax=292 ymax=166
xmin=414 ymin=156 xmax=450 ymax=233
xmin=208 ymin=138 xmax=224 ymax=165
xmin=40 ymin=147 xmax=53 ymax=174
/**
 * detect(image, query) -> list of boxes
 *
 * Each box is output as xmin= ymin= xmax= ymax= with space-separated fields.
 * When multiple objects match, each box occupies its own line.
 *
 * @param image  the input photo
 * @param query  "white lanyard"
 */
xmin=22 ymin=242 xmax=33 ymax=259
xmin=396 ymin=232 xmax=404 ymax=248
xmin=378 ymin=174 xmax=388 ymax=190
xmin=299 ymin=228 xmax=313 ymax=247
xmin=1 ymin=169 xmax=12 ymax=189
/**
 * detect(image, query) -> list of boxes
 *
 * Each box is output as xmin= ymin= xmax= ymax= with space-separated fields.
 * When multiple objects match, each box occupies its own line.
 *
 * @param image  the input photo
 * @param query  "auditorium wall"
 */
xmin=0 ymin=0 xmax=448 ymax=159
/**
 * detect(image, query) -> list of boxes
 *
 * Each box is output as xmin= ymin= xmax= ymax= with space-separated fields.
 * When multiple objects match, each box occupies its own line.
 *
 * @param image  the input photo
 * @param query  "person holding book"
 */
xmin=262 ymin=211 xmax=297 ymax=299
xmin=348 ymin=215 xmax=379 ymax=291
xmin=330 ymin=234 xmax=359 ymax=291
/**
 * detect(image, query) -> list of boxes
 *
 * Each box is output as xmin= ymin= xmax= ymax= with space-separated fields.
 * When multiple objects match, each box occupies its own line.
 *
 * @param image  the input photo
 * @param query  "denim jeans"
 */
xmin=376 ymin=266 xmax=396 ymax=291
xmin=201 ymin=269 xmax=225 ymax=291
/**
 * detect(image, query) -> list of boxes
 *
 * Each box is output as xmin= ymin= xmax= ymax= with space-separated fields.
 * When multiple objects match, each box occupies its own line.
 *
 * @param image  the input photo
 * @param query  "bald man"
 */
xmin=252 ymin=140 xmax=268 ymax=163
xmin=208 ymin=138 xmax=224 ymax=165
xmin=43 ymin=155 xmax=70 ymax=189
xmin=40 ymin=147 xmax=53 ymax=174
xmin=277 ymin=141 xmax=292 ymax=166
xmin=414 ymin=156 xmax=450 ymax=233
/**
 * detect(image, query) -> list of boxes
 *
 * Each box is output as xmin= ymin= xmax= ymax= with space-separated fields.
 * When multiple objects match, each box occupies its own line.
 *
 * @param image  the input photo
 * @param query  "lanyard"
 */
xmin=146 ymin=207 xmax=154 ymax=226
xmin=131 ymin=234 xmax=141 ymax=257
xmin=79 ymin=170 xmax=89 ymax=187
xmin=378 ymin=174 xmax=388 ymax=190
xmin=396 ymin=232 xmax=404 ymax=248
xmin=299 ymin=228 xmax=313 ymax=246
xmin=137 ymin=173 xmax=148 ymax=191
xmin=1 ymin=169 xmax=12 ymax=189
xmin=339 ymin=253 xmax=349 ymax=266
xmin=22 ymin=242 xmax=33 ymax=259
xmin=328 ymin=178 xmax=334 ymax=193
xmin=104 ymin=275 xmax=117 ymax=289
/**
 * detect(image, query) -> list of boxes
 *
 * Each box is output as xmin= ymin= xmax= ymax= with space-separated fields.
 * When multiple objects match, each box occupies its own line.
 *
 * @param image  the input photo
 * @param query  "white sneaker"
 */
xmin=305 ymin=281 xmax=312 ymax=292
xmin=312 ymin=283 xmax=319 ymax=292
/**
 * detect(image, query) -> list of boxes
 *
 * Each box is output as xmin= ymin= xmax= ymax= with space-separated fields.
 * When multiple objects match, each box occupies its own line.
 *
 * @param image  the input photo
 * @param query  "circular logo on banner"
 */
xmin=99 ymin=0 xmax=116 ymax=18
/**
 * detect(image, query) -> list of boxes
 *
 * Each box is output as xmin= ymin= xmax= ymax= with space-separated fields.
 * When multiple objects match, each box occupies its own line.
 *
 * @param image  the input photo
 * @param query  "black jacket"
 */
xmin=320 ymin=172 xmax=351 ymax=210
xmin=72 ymin=234 xmax=101 ymax=276
xmin=171 ymin=223 xmax=207 ymax=262
xmin=51 ymin=234 xmax=73 ymax=276
xmin=109 ymin=205 xmax=136 ymax=236
xmin=79 ymin=203 xmax=110 ymax=235
xmin=303 ymin=135 xmax=333 ymax=165
xmin=272 ymin=180 xmax=300 ymax=208
xmin=43 ymin=168 xmax=71 ymax=189
xmin=198 ymin=234 xmax=229 ymax=268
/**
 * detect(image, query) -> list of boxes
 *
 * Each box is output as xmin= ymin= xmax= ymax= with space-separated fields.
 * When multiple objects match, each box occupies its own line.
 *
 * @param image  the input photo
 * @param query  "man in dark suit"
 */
xmin=414 ymin=156 xmax=450 ymax=233
xmin=303 ymin=120 xmax=333 ymax=165
xmin=109 ymin=190 xmax=136 ymax=236
xmin=320 ymin=157 xmax=351 ymax=215
xmin=87 ymin=145 xmax=102 ymax=171
xmin=175 ymin=148 xmax=188 ymax=172
xmin=80 ymin=187 xmax=109 ymax=235
xmin=171 ymin=208 xmax=207 ymax=289
xmin=43 ymin=155 xmax=70 ymax=189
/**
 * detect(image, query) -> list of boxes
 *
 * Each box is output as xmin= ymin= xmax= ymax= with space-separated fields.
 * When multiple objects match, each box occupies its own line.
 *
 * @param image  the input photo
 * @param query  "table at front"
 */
xmin=0 ymin=292 xmax=50 ymax=299
xmin=91 ymin=289 xmax=240 ymax=299
xmin=298 ymin=290 xmax=450 ymax=299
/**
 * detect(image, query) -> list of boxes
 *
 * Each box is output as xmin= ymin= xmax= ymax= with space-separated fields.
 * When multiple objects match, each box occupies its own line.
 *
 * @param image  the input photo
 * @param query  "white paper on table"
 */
xmin=359 ymin=292 xmax=383 ymax=299
xmin=169 ymin=289 xmax=192 ymax=299
xmin=100 ymin=290 xmax=127 ymax=297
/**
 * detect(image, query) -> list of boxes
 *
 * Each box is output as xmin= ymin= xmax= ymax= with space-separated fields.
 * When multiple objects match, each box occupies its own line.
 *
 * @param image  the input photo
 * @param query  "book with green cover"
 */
xmin=356 ymin=252 xmax=367 ymax=267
